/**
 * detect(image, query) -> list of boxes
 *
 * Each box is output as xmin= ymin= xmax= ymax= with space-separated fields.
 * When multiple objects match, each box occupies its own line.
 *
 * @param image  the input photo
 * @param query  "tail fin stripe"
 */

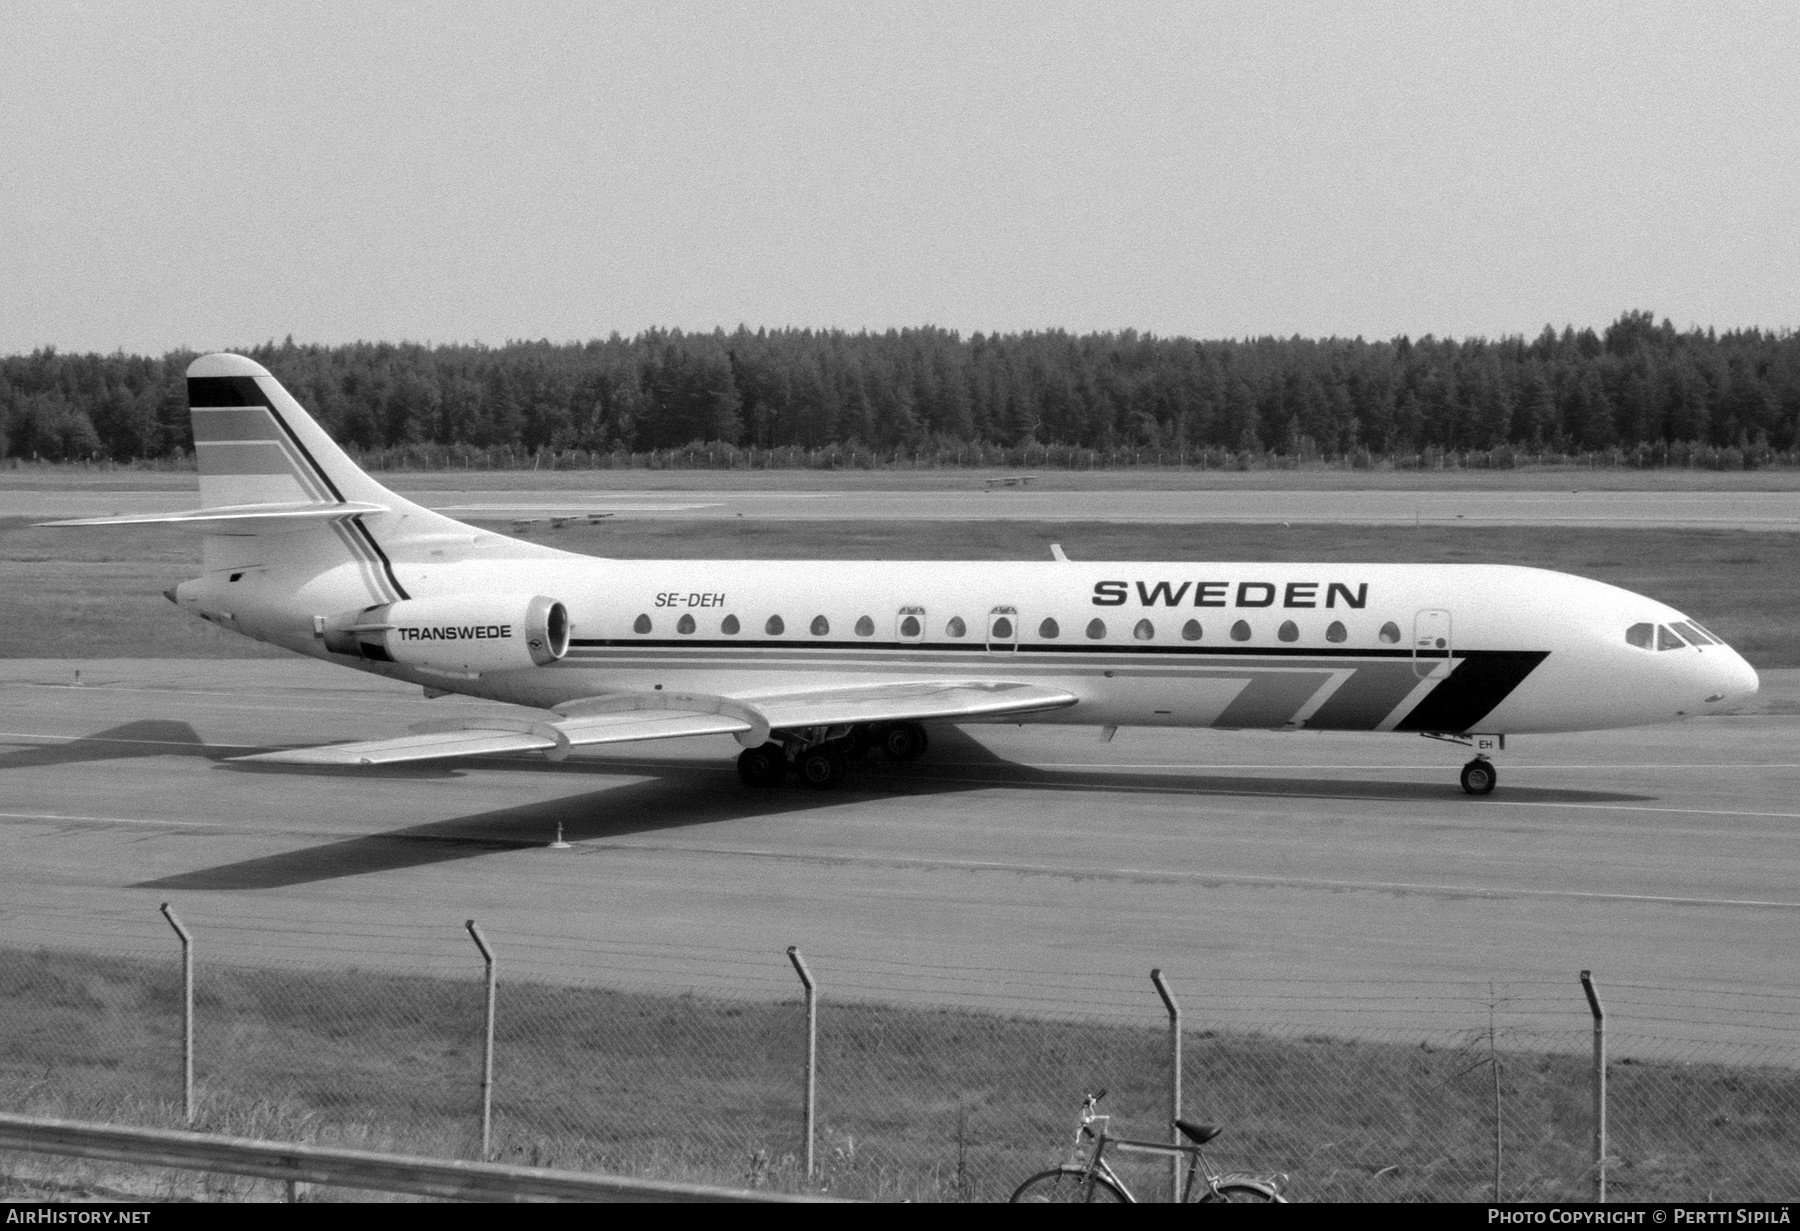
xmin=193 ymin=441 xmax=303 ymax=476
xmin=329 ymin=519 xmax=400 ymax=605
xmin=191 ymin=408 xmax=285 ymax=442
xmin=351 ymin=518 xmax=411 ymax=601
xmin=188 ymin=376 xmax=268 ymax=407
xmin=251 ymin=384 xmax=346 ymax=503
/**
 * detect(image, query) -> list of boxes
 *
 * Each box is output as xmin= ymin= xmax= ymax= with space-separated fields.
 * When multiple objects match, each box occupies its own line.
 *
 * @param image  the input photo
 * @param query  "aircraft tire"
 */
xmin=737 ymin=744 xmax=788 ymax=788
xmin=1460 ymin=757 xmax=1497 ymax=796
xmin=881 ymin=721 xmax=929 ymax=762
xmin=797 ymin=747 xmax=847 ymax=790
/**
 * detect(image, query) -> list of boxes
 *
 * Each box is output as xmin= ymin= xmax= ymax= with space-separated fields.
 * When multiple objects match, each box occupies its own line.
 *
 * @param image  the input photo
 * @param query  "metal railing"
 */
xmin=0 ymin=1112 xmax=832 ymax=1203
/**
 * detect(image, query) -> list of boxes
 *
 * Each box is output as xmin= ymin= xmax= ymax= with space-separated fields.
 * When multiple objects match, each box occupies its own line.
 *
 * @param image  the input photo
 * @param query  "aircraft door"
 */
xmin=896 ymin=606 xmax=926 ymax=643
xmin=1413 ymin=609 xmax=1452 ymax=678
xmin=987 ymin=606 xmax=1018 ymax=652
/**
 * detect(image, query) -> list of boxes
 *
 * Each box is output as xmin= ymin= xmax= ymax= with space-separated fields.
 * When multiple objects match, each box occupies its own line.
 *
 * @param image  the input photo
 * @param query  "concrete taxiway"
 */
xmin=2 ymin=658 xmax=1797 ymax=1051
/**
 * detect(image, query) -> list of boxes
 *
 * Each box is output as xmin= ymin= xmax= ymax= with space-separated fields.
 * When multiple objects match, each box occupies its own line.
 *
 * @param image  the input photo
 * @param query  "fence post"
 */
xmin=1151 ymin=969 xmax=1181 ymax=1202
xmin=159 ymin=904 xmax=193 ymax=1125
xmin=466 ymin=921 xmax=496 ymax=1161
xmin=787 ymin=947 xmax=816 ymax=1181
xmin=1580 ymin=970 xmax=1607 ymax=1203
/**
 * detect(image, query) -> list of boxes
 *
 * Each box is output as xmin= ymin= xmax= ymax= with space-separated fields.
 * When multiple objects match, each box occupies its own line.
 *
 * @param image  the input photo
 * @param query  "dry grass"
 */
xmin=2 ymin=948 xmax=1796 ymax=1202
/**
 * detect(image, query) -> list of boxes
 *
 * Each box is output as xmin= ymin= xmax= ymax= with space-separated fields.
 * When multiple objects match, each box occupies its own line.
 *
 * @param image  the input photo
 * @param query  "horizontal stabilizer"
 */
xmin=39 ymin=501 xmax=387 ymax=533
xmin=230 ymin=680 xmax=1077 ymax=768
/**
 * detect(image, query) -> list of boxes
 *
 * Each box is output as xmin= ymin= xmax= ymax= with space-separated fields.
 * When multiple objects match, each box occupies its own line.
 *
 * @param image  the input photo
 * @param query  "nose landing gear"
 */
xmin=1459 ymin=757 xmax=1497 ymax=796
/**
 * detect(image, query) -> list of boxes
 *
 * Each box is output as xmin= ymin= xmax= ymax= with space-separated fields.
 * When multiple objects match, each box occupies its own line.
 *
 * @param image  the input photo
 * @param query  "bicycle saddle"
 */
xmin=1175 ymin=1120 xmax=1223 ymax=1144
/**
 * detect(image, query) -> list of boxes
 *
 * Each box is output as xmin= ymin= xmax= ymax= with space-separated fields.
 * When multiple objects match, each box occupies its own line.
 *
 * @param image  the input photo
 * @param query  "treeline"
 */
xmin=4 ymin=312 xmax=1799 ymax=467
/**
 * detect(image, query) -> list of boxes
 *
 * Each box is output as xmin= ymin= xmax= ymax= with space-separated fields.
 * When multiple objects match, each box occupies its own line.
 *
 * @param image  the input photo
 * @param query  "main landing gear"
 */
xmin=736 ymin=721 xmax=929 ymax=790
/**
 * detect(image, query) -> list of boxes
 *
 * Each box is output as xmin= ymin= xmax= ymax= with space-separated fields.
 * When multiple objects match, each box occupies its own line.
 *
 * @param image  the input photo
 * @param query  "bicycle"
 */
xmin=1011 ymin=1090 xmax=1288 ymax=1203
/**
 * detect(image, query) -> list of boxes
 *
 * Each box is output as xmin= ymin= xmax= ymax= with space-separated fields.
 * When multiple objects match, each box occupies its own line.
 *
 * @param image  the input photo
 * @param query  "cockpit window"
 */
xmin=1626 ymin=622 xmax=1654 ymax=650
xmin=1657 ymin=624 xmax=1686 ymax=651
xmin=1671 ymin=620 xmax=1714 ymax=645
xmin=1691 ymin=621 xmax=1724 ymax=645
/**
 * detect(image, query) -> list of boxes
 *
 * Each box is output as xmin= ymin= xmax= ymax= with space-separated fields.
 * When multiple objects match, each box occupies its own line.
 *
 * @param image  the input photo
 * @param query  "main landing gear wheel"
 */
xmin=797 ymin=747 xmax=848 ymax=790
xmin=736 ymin=743 xmax=788 ymax=788
xmin=879 ymin=721 xmax=928 ymax=762
xmin=1460 ymin=757 xmax=1497 ymax=796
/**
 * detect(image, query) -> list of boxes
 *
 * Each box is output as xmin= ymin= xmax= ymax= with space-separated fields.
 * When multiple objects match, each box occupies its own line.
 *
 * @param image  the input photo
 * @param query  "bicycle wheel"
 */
xmin=1200 ymin=1181 xmax=1282 ymax=1203
xmin=1010 ymin=1167 xmax=1128 ymax=1203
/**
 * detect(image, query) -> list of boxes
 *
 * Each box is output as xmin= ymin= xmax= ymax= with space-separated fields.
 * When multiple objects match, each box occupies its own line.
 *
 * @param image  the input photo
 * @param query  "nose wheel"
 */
xmin=1460 ymin=757 xmax=1496 ymax=796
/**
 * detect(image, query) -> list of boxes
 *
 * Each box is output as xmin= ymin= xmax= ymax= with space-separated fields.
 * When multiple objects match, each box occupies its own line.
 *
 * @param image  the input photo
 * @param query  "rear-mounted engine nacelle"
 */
xmin=320 ymin=593 xmax=569 ymax=673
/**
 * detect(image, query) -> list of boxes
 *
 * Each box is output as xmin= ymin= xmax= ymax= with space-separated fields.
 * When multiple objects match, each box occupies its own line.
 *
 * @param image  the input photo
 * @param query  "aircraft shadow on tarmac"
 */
xmin=136 ymin=726 xmax=1656 ymax=892
xmin=0 ymin=720 xmax=213 ymax=770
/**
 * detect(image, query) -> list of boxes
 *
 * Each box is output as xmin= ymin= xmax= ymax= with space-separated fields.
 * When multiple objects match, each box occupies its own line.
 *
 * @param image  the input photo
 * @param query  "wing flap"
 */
xmin=751 ymin=680 xmax=1077 ymax=729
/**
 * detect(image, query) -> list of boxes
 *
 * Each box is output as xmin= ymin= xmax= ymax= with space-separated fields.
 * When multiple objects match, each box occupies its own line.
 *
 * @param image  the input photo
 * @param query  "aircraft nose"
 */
xmin=1706 ymin=649 xmax=1759 ymax=707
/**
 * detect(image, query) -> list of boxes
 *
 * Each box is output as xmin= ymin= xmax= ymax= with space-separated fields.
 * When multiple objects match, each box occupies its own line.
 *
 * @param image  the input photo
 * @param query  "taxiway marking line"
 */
xmin=0 ymin=810 xmax=209 ymax=828
xmin=580 ymin=840 xmax=1800 ymax=910
xmin=893 ymin=770 xmax=1800 ymax=821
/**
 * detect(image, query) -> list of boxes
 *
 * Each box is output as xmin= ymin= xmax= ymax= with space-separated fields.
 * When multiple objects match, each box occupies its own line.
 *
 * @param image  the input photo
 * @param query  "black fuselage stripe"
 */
xmin=567 ymin=638 xmax=1524 ymax=661
xmin=1395 ymin=651 xmax=1550 ymax=733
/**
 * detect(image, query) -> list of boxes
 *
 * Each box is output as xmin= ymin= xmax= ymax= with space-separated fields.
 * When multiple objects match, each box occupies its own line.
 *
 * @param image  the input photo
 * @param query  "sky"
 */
xmin=2 ymin=1 xmax=1795 ymax=355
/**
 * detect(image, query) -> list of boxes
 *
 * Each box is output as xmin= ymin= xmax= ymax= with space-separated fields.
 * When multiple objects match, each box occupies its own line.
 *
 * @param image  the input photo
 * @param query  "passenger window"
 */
xmin=811 ymin=615 xmax=830 ymax=636
xmin=721 ymin=614 xmax=740 ymax=635
xmin=1230 ymin=620 xmax=1251 ymax=642
xmin=1181 ymin=619 xmax=1202 ymax=641
xmin=765 ymin=615 xmax=784 ymax=635
xmin=633 ymin=614 xmax=652 ymax=634
xmin=1133 ymin=619 xmax=1154 ymax=641
xmin=1379 ymin=621 xmax=1401 ymax=644
xmin=899 ymin=614 xmax=922 ymax=638
xmin=946 ymin=616 xmax=966 ymax=637
xmin=1326 ymin=621 xmax=1346 ymax=643
xmin=676 ymin=614 xmax=695 ymax=634
xmin=1278 ymin=620 xmax=1299 ymax=642
xmin=992 ymin=616 xmax=1014 ymax=638
xmin=1626 ymin=622 xmax=1654 ymax=649
xmin=1086 ymin=618 xmax=1107 ymax=640
xmin=1657 ymin=624 xmax=1685 ymax=651
xmin=1039 ymin=618 xmax=1059 ymax=638
xmin=855 ymin=615 xmax=875 ymax=637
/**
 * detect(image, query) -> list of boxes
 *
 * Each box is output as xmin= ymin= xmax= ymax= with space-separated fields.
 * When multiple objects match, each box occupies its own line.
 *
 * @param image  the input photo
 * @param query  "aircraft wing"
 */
xmin=230 ymin=680 xmax=1075 ymax=767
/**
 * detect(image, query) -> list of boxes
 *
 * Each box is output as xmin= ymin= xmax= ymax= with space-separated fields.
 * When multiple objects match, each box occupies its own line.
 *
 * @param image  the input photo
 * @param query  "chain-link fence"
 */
xmin=2 ymin=917 xmax=1798 ymax=1202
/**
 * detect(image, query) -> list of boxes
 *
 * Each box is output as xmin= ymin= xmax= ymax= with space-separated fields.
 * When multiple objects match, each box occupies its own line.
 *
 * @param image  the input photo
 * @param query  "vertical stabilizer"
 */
xmin=187 ymin=353 xmax=397 ymax=509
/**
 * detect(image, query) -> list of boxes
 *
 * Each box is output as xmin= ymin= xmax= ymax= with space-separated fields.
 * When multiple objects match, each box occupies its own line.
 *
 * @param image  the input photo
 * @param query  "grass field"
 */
xmin=1 ymin=516 xmax=1794 ymax=667
xmin=2 ymin=948 xmax=1795 ymax=1203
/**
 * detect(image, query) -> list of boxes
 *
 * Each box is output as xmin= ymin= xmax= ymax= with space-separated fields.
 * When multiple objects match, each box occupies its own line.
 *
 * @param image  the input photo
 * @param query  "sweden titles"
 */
xmin=1093 ymin=580 xmax=1368 ymax=609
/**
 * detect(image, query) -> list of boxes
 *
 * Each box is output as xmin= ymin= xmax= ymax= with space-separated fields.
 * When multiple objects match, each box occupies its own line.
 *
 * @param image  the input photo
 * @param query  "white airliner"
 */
xmin=47 ymin=354 xmax=1759 ymax=796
